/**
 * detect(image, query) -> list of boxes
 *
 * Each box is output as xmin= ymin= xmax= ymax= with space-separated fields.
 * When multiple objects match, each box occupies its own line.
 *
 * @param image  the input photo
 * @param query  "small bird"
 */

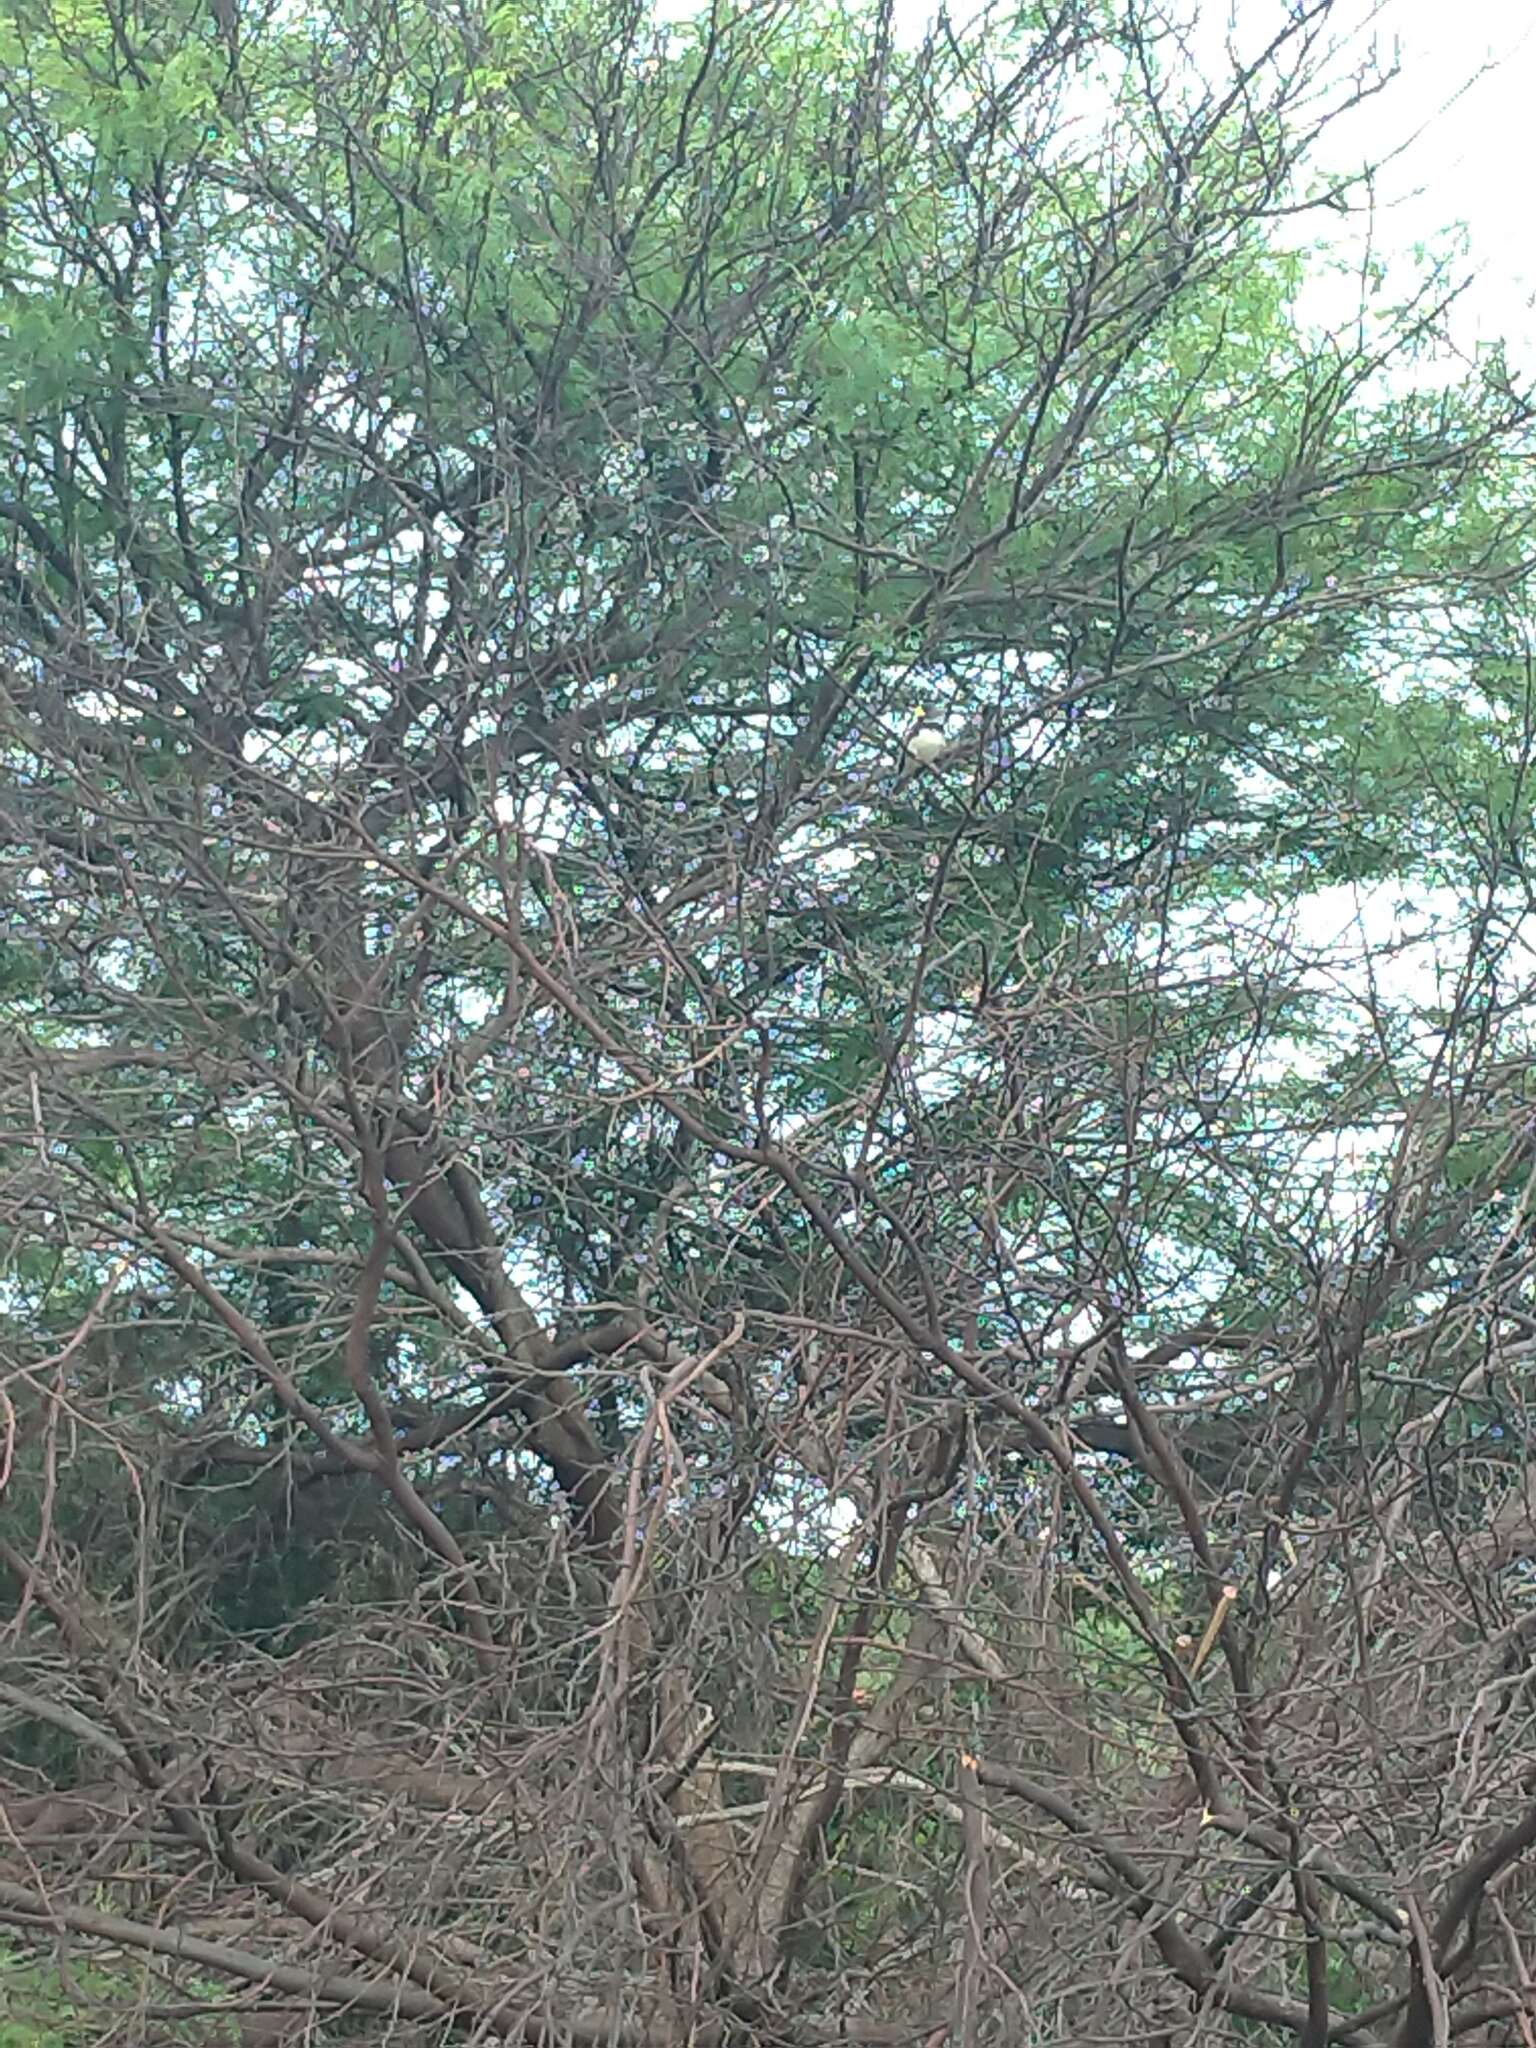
xmin=904 ymin=708 xmax=949 ymax=766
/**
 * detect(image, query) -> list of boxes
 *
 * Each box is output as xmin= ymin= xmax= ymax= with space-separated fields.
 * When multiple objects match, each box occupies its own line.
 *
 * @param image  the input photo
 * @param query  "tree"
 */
xmin=4 ymin=0 xmax=1536 ymax=2040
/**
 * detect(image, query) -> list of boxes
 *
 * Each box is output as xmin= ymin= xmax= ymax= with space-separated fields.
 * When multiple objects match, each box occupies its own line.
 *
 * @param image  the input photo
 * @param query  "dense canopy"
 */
xmin=4 ymin=0 xmax=1536 ymax=2042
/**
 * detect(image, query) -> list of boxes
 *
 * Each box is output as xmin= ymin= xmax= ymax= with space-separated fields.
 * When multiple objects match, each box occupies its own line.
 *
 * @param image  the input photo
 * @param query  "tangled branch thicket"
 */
xmin=4 ymin=0 xmax=1536 ymax=2041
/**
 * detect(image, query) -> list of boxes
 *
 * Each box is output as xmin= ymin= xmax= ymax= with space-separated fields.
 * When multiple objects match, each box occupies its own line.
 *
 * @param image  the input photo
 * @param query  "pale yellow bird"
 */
xmin=904 ymin=707 xmax=948 ymax=765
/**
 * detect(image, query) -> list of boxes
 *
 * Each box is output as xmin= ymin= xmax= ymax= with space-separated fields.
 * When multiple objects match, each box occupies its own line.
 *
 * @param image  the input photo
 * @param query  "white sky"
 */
xmin=1294 ymin=0 xmax=1535 ymax=357
xmin=874 ymin=0 xmax=1536 ymax=362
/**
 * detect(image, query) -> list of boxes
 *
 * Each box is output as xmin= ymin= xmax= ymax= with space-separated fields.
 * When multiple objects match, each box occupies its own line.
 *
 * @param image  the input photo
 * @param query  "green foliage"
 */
xmin=3 ymin=0 xmax=1536 ymax=2037
xmin=0 ymin=1938 xmax=238 ymax=2047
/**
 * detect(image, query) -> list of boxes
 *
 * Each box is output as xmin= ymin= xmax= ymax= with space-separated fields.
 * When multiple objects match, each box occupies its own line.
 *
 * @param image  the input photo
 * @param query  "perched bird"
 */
xmin=904 ymin=708 xmax=949 ymax=766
